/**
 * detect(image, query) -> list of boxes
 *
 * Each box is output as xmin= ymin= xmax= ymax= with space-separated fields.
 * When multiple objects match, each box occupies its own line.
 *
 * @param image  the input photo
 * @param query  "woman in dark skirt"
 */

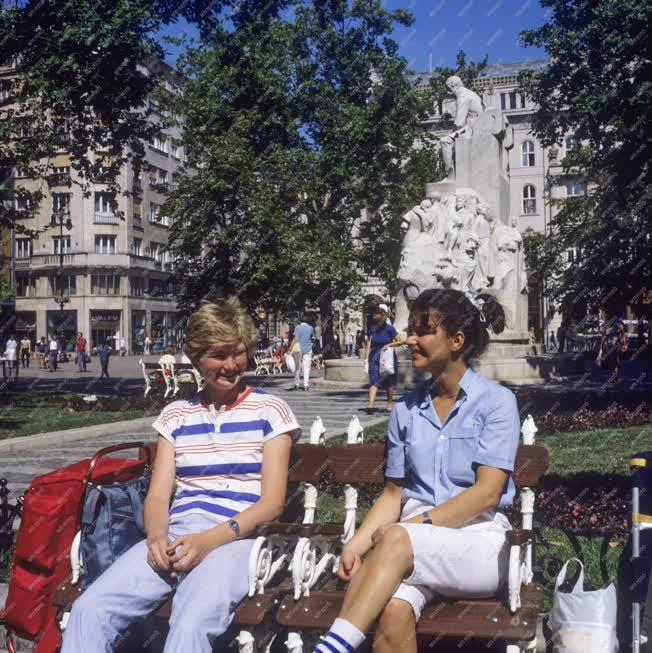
xmin=364 ymin=304 xmax=402 ymax=413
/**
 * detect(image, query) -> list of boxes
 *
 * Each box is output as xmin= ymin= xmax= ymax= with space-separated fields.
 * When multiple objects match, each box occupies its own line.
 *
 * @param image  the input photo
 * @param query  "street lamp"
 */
xmin=55 ymin=214 xmax=73 ymax=311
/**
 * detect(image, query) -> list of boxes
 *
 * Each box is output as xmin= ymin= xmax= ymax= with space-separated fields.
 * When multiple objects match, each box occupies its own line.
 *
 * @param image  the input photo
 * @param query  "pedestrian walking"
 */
xmin=98 ymin=341 xmax=111 ymax=379
xmin=364 ymin=304 xmax=401 ymax=414
xmin=346 ymin=331 xmax=354 ymax=357
xmin=48 ymin=335 xmax=59 ymax=372
xmin=35 ymin=337 xmax=47 ymax=369
xmin=75 ymin=332 xmax=88 ymax=372
xmin=4 ymin=335 xmax=18 ymax=381
xmin=144 ymin=335 xmax=152 ymax=356
xmin=355 ymin=329 xmax=364 ymax=356
xmin=19 ymin=335 xmax=31 ymax=368
xmin=288 ymin=315 xmax=314 ymax=391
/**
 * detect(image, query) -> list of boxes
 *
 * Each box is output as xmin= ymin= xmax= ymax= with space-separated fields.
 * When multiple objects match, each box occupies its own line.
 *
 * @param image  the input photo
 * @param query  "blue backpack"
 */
xmin=79 ymin=444 xmax=152 ymax=588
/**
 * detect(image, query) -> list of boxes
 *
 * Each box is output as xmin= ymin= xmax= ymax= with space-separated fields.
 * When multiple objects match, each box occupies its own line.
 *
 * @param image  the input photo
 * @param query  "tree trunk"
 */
xmin=318 ymin=285 xmax=336 ymax=359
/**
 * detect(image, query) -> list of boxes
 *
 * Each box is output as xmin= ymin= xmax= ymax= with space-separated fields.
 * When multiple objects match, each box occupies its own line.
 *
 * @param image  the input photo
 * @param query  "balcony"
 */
xmin=94 ymin=212 xmax=119 ymax=224
xmin=14 ymin=258 xmax=31 ymax=270
xmin=133 ymin=215 xmax=143 ymax=231
xmin=50 ymin=211 xmax=70 ymax=225
xmin=47 ymin=173 xmax=71 ymax=187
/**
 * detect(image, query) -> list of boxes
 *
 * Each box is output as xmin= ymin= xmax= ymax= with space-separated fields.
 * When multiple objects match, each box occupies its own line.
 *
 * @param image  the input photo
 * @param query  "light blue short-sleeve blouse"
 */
xmin=384 ymin=368 xmax=520 ymax=509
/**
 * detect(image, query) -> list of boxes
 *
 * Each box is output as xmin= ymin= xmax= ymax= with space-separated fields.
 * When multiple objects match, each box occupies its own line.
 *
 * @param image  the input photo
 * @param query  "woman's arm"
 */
xmin=406 ymin=465 xmax=509 ymax=529
xmin=364 ymin=337 xmax=370 ymax=360
xmin=144 ymin=436 xmax=176 ymax=571
xmin=344 ymin=479 xmax=403 ymax=557
xmin=383 ymin=335 xmax=405 ymax=350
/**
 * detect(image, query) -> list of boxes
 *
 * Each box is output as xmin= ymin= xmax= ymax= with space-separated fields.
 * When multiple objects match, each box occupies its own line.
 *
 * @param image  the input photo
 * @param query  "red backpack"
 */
xmin=1 ymin=443 xmax=150 ymax=653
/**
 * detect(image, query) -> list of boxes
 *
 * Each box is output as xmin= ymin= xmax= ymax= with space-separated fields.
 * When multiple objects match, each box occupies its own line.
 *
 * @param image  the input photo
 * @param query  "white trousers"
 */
xmin=392 ymin=498 xmax=511 ymax=619
xmin=61 ymin=513 xmax=254 ymax=653
xmin=294 ymin=352 xmax=312 ymax=388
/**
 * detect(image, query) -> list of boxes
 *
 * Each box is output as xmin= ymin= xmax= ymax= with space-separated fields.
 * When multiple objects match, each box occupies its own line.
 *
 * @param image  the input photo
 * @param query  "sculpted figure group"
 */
xmin=395 ymin=189 xmax=527 ymax=332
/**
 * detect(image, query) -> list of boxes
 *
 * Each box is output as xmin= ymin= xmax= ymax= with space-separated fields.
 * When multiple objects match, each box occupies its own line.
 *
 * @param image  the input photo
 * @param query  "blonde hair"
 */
xmin=184 ymin=298 xmax=257 ymax=365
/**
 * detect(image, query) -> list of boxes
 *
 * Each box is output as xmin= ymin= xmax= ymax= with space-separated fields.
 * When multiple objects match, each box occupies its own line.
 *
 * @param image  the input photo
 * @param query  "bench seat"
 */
xmin=276 ymin=583 xmax=543 ymax=642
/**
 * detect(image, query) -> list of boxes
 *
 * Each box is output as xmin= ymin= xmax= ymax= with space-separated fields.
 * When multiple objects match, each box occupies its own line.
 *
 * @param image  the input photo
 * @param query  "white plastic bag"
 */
xmin=549 ymin=558 xmax=618 ymax=653
xmin=364 ymin=358 xmax=369 ymax=375
xmin=285 ymin=353 xmax=296 ymax=373
xmin=379 ymin=348 xmax=395 ymax=376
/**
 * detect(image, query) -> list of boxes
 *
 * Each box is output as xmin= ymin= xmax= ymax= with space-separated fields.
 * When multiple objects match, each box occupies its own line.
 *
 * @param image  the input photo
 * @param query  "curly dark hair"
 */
xmin=408 ymin=288 xmax=506 ymax=362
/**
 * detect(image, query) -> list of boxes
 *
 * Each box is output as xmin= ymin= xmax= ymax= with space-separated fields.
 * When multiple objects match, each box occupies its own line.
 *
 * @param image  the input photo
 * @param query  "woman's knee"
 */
xmin=374 ymin=525 xmax=413 ymax=566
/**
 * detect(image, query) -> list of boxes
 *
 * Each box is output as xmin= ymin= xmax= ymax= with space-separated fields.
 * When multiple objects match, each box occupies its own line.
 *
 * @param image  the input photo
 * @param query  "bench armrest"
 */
xmin=505 ymin=529 xmax=533 ymax=546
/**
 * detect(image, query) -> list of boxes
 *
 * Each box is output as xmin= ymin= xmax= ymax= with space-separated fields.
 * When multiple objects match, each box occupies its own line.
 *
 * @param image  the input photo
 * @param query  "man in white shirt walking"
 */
xmin=4 ymin=335 xmax=18 ymax=381
xmin=288 ymin=315 xmax=315 ymax=391
xmin=49 ymin=335 xmax=59 ymax=372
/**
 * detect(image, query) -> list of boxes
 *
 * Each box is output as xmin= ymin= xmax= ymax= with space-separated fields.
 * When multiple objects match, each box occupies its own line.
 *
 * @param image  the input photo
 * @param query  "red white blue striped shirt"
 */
xmin=152 ymin=387 xmax=300 ymax=524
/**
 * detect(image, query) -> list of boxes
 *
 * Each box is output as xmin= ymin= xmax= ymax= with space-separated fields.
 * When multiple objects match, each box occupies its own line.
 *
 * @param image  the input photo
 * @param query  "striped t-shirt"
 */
xmin=152 ymin=387 xmax=300 ymax=524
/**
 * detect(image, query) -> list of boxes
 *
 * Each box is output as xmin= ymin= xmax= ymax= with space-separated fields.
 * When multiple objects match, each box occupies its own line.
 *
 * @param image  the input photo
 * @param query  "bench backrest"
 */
xmin=327 ymin=443 xmax=549 ymax=488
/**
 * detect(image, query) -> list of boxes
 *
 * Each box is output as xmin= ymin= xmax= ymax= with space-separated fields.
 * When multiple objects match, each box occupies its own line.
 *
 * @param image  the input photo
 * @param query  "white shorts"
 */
xmin=391 ymin=498 xmax=511 ymax=620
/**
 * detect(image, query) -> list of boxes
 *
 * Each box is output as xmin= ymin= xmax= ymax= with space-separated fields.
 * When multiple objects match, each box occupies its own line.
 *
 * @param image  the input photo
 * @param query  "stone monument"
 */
xmin=323 ymin=76 xmax=582 ymax=386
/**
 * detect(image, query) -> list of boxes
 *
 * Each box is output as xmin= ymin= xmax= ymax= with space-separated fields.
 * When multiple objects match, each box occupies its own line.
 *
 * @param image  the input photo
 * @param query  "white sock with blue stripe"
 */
xmin=314 ymin=618 xmax=365 ymax=653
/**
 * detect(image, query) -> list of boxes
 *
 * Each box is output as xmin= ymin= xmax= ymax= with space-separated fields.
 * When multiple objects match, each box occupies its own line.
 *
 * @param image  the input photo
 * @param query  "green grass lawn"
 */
xmin=0 ymin=393 xmax=154 ymax=439
xmin=317 ymin=421 xmax=652 ymax=610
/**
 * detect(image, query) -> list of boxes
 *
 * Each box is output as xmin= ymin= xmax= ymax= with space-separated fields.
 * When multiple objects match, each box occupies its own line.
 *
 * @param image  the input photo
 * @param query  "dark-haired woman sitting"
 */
xmin=312 ymin=288 xmax=520 ymax=653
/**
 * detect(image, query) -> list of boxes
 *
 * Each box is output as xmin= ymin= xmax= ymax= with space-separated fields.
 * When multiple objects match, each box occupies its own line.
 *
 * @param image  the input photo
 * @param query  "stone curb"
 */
xmin=0 ymin=416 xmax=156 ymax=454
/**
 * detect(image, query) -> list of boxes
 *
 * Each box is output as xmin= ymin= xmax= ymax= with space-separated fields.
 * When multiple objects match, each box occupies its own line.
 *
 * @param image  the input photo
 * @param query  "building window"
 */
xmin=149 ymin=203 xmax=169 ymax=226
xmin=14 ymin=194 xmax=32 ymax=212
xmin=94 ymin=192 xmax=114 ymax=215
xmin=500 ymin=91 xmax=518 ymax=110
xmin=51 ymin=192 xmax=70 ymax=220
xmin=130 ymin=276 xmax=144 ymax=296
xmin=0 ymin=79 xmax=15 ymax=102
xmin=152 ymin=135 xmax=168 ymax=154
xmin=52 ymin=236 xmax=71 ymax=255
xmin=521 ymin=141 xmax=535 ymax=167
xmin=91 ymin=274 xmax=120 ymax=295
xmin=95 ymin=235 xmax=116 ymax=254
xmin=52 ymin=166 xmax=70 ymax=175
xmin=15 ymin=238 xmax=32 ymax=259
xmin=170 ymin=143 xmax=179 ymax=158
xmin=150 ymin=241 xmax=161 ymax=261
xmin=566 ymin=180 xmax=587 ymax=197
xmin=50 ymin=274 xmax=76 ymax=295
xmin=15 ymin=274 xmax=35 ymax=298
xmin=14 ymin=167 xmax=31 ymax=178
xmin=522 ymin=185 xmax=537 ymax=214
xmin=132 ymin=238 xmax=142 ymax=256
xmin=565 ymin=135 xmax=578 ymax=151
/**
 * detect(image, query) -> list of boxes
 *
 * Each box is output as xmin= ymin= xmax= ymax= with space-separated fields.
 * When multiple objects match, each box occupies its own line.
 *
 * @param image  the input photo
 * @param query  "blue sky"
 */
xmin=156 ymin=0 xmax=550 ymax=72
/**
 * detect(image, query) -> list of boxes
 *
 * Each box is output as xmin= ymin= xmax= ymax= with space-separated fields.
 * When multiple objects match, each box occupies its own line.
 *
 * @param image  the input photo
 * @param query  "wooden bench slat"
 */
xmin=512 ymin=445 xmax=549 ymax=488
xmin=328 ymin=444 xmax=386 ymax=484
xmin=289 ymin=444 xmax=330 ymax=483
xmin=256 ymin=523 xmax=343 ymax=538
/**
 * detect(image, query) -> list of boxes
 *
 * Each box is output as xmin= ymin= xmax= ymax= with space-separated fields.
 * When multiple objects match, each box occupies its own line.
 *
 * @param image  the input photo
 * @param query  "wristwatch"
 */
xmin=422 ymin=512 xmax=433 ymax=525
xmin=227 ymin=519 xmax=241 ymax=540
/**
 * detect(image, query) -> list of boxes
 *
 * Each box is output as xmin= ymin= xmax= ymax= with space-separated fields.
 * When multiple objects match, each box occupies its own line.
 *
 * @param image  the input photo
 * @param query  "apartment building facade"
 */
xmin=3 ymin=58 xmax=185 ymax=354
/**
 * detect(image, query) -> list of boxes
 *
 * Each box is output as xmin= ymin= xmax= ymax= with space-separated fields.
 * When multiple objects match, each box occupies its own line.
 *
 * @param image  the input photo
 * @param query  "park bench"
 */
xmin=138 ymin=356 xmax=203 ymax=397
xmin=51 ymin=417 xmax=548 ymax=653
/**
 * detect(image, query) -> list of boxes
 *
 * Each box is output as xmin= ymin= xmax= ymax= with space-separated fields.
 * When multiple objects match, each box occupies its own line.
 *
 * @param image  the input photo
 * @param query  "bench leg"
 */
xmin=284 ymin=631 xmax=303 ymax=653
xmin=236 ymin=628 xmax=255 ymax=653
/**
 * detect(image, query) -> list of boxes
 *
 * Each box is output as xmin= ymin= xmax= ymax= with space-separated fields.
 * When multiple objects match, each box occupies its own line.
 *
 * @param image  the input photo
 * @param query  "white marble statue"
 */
xmin=475 ymin=201 xmax=498 ymax=285
xmin=496 ymin=216 xmax=528 ymax=294
xmin=438 ymin=76 xmax=484 ymax=181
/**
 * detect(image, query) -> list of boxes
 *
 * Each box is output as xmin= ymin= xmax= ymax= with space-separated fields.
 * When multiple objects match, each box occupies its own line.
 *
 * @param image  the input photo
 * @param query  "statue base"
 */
xmin=320 ymin=343 xmax=584 ymax=388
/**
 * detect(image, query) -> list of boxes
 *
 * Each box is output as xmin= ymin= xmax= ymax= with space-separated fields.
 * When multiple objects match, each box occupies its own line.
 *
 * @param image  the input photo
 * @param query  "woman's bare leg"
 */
xmin=386 ymin=386 xmax=394 ymax=412
xmin=373 ymin=599 xmax=417 ymax=653
xmin=339 ymin=526 xmax=414 ymax=633
xmin=368 ymin=384 xmax=378 ymax=409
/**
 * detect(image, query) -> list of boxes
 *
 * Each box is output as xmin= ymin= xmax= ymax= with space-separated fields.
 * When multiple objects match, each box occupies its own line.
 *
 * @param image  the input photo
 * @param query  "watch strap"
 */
xmin=422 ymin=513 xmax=433 ymax=525
xmin=227 ymin=519 xmax=241 ymax=539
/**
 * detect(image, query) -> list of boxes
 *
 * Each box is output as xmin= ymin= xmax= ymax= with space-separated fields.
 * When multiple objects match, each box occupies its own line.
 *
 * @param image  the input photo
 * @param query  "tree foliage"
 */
xmin=165 ymin=0 xmax=441 ymax=350
xmin=518 ymin=0 xmax=651 ymax=315
xmin=0 ymin=0 xmax=235 ymax=233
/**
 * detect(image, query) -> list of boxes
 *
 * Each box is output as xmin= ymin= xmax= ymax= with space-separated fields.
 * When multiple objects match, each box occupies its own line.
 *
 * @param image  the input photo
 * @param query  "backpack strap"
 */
xmin=81 ymin=486 xmax=103 ymax=532
xmin=125 ymin=483 xmax=146 ymax=534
